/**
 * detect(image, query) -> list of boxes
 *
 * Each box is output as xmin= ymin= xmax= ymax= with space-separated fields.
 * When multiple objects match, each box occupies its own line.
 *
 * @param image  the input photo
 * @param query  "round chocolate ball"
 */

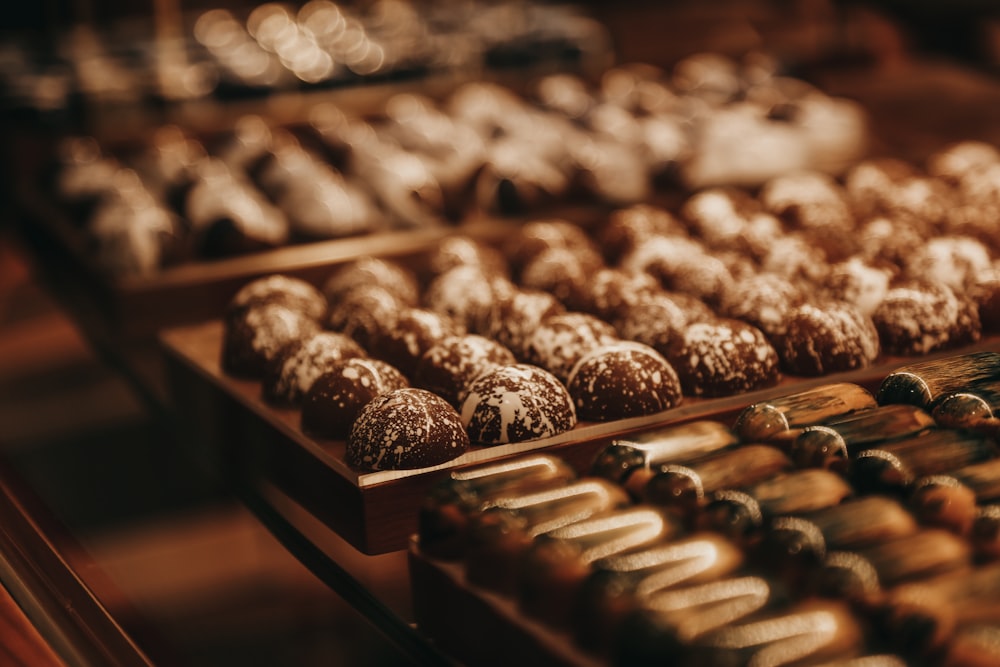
xmin=301 ymin=358 xmax=409 ymax=439
xmin=664 ymin=319 xmax=781 ymax=397
xmin=347 ymin=388 xmax=470 ymax=471
xmin=222 ymin=303 xmax=320 ymax=378
xmin=461 ymin=364 xmax=577 ymax=445
xmin=226 ymin=274 xmax=326 ymax=323
xmin=262 ymin=331 xmax=366 ymax=405
xmin=413 ymin=334 xmax=516 ymax=408
xmin=772 ymin=302 xmax=880 ymax=376
xmin=566 ymin=342 xmax=682 ymax=421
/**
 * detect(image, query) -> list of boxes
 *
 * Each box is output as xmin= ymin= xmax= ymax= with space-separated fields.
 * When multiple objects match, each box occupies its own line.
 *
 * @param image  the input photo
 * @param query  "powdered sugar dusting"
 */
xmin=461 ymin=364 xmax=576 ymax=445
xmin=347 ymin=388 xmax=468 ymax=471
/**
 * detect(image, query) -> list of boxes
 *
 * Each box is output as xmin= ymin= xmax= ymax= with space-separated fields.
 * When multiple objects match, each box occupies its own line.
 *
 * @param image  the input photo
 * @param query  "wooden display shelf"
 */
xmin=409 ymin=538 xmax=602 ymax=667
xmin=159 ymin=319 xmax=1000 ymax=555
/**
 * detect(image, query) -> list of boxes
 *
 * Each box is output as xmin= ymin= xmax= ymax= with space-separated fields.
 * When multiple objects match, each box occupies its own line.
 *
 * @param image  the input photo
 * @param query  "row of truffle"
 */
xmin=51 ymin=50 xmax=866 ymax=278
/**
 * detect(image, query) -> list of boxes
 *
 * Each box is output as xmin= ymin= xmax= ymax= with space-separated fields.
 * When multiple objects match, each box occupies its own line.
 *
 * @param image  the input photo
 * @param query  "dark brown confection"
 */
xmin=872 ymin=280 xmax=982 ymax=356
xmin=369 ymin=308 xmax=464 ymax=378
xmin=822 ymin=257 xmax=894 ymax=318
xmin=322 ymin=256 xmax=420 ymax=307
xmin=420 ymin=234 xmax=510 ymax=281
xmin=759 ymin=171 xmax=856 ymax=262
xmin=612 ymin=292 xmax=691 ymax=356
xmin=856 ymin=216 xmax=928 ymax=268
xmin=566 ymin=341 xmax=682 ymax=421
xmin=717 ymin=272 xmax=804 ymax=338
xmin=573 ymin=267 xmax=661 ymax=319
xmin=346 ymin=388 xmax=469 ymax=471
xmin=522 ymin=312 xmax=619 ymax=382
xmin=262 ymin=331 xmax=366 ymax=405
xmin=480 ymin=289 xmax=565 ymax=360
xmin=222 ymin=303 xmax=320 ymax=378
xmin=504 ymin=219 xmax=601 ymax=274
xmin=903 ymin=235 xmax=994 ymax=293
xmin=301 ymin=358 xmax=409 ymax=440
xmin=622 ymin=235 xmax=734 ymax=307
xmin=664 ymin=318 xmax=781 ymax=397
xmin=325 ymin=284 xmax=403 ymax=350
xmin=598 ymin=204 xmax=687 ymax=264
xmin=413 ymin=334 xmax=516 ymax=408
xmin=518 ymin=246 xmax=603 ymax=306
xmin=461 ymin=364 xmax=577 ymax=445
xmin=423 ymin=265 xmax=516 ymax=332
xmin=225 ymin=274 xmax=327 ymax=323
xmin=680 ymin=186 xmax=760 ymax=248
xmin=772 ymin=301 xmax=880 ymax=376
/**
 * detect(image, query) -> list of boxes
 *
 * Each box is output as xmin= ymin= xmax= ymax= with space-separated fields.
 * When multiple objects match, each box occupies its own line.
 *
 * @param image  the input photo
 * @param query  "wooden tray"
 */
xmin=16 ymin=183 xmax=519 ymax=341
xmin=158 ymin=320 xmax=1000 ymax=555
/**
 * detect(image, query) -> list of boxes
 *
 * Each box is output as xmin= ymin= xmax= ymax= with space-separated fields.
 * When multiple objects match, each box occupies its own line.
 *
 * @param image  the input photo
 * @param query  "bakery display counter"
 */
xmin=6 ymin=3 xmax=1000 ymax=666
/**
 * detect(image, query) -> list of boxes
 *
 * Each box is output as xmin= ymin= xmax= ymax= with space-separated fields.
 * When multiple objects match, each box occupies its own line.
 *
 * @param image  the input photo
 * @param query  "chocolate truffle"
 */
xmin=522 ymin=312 xmax=620 ymax=382
xmin=461 ymin=364 xmax=577 ymax=445
xmin=347 ymin=388 xmax=469 ymax=471
xmin=519 ymin=246 xmax=602 ymax=306
xmin=611 ymin=293 xmax=691 ymax=356
xmin=322 ymin=256 xmax=420 ymax=307
xmin=301 ymin=358 xmax=409 ymax=439
xmin=369 ymin=308 xmax=464 ymax=378
xmin=480 ymin=289 xmax=565 ymax=360
xmin=772 ymin=302 xmax=880 ymax=376
xmin=413 ymin=334 xmax=517 ymax=408
xmin=573 ymin=268 xmax=662 ymax=320
xmin=421 ymin=234 xmax=509 ymax=281
xmin=872 ymin=280 xmax=982 ymax=356
xmin=504 ymin=219 xmax=601 ymax=274
xmin=423 ymin=265 xmax=516 ymax=333
xmin=222 ymin=303 xmax=320 ymax=378
xmin=718 ymin=272 xmax=804 ymax=338
xmin=566 ymin=341 xmax=682 ymax=421
xmin=598 ymin=204 xmax=686 ymax=264
xmin=823 ymin=258 xmax=894 ymax=317
xmin=326 ymin=284 xmax=404 ymax=350
xmin=664 ymin=319 xmax=781 ymax=397
xmin=226 ymin=274 xmax=326 ymax=323
xmin=262 ymin=331 xmax=366 ymax=405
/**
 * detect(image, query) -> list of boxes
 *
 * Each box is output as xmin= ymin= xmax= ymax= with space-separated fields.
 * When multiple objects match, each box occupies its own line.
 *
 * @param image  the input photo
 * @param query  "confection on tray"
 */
xmin=412 ymin=353 xmax=1000 ymax=666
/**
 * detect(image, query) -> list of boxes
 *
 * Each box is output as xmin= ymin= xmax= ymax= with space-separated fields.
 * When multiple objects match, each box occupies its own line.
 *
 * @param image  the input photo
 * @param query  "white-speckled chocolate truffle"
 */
xmin=262 ymin=331 xmax=366 ymax=405
xmin=566 ymin=341 xmax=682 ymax=421
xmin=226 ymin=274 xmax=327 ymax=323
xmin=522 ymin=312 xmax=620 ymax=382
xmin=301 ymin=358 xmax=409 ymax=439
xmin=823 ymin=258 xmax=895 ymax=317
xmin=718 ymin=272 xmax=804 ymax=338
xmin=423 ymin=265 xmax=516 ymax=333
xmin=322 ymin=256 xmax=420 ymax=307
xmin=413 ymin=334 xmax=516 ymax=408
xmin=573 ymin=268 xmax=662 ymax=319
xmin=222 ymin=303 xmax=320 ymax=378
xmin=772 ymin=301 xmax=880 ymax=376
xmin=664 ymin=318 xmax=781 ymax=397
xmin=347 ymin=388 xmax=469 ymax=471
xmin=480 ymin=289 xmax=565 ymax=360
xmin=369 ymin=308 xmax=464 ymax=378
xmin=461 ymin=364 xmax=576 ymax=445
xmin=325 ymin=284 xmax=403 ymax=350
xmin=872 ymin=280 xmax=981 ymax=356
xmin=611 ymin=293 xmax=692 ymax=356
